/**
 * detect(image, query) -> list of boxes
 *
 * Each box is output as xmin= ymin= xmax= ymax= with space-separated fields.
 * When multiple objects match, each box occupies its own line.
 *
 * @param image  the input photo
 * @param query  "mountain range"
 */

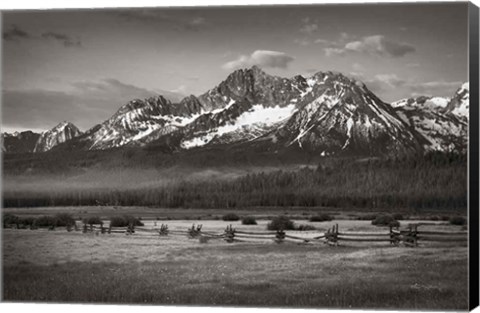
xmin=1 ymin=66 xmax=469 ymax=157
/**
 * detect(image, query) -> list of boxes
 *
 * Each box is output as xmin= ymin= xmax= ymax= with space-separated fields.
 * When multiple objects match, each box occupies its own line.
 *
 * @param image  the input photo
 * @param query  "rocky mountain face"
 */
xmin=444 ymin=82 xmax=469 ymax=119
xmin=392 ymin=85 xmax=469 ymax=153
xmin=34 ymin=122 xmax=82 ymax=152
xmin=1 ymin=131 xmax=41 ymax=153
xmin=67 ymin=95 xmax=208 ymax=150
xmin=7 ymin=66 xmax=469 ymax=157
xmin=266 ymin=72 xmax=420 ymax=156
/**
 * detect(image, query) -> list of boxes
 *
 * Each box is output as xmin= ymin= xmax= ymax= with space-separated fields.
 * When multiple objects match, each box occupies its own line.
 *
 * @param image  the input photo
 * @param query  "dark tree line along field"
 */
xmin=3 ymin=151 xmax=467 ymax=212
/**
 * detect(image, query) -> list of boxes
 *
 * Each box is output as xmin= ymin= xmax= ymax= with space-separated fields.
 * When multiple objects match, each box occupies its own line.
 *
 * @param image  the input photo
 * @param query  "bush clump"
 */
xmin=55 ymin=213 xmax=76 ymax=227
xmin=19 ymin=217 xmax=36 ymax=226
xmin=267 ymin=215 xmax=295 ymax=231
xmin=222 ymin=213 xmax=240 ymax=221
xmin=392 ymin=213 xmax=404 ymax=220
xmin=241 ymin=216 xmax=257 ymax=225
xmin=34 ymin=215 xmax=58 ymax=227
xmin=3 ymin=213 xmax=19 ymax=226
xmin=449 ymin=216 xmax=467 ymax=226
xmin=372 ymin=215 xmax=400 ymax=227
xmin=295 ymin=224 xmax=316 ymax=231
xmin=83 ymin=216 xmax=103 ymax=225
xmin=357 ymin=214 xmax=377 ymax=221
xmin=309 ymin=214 xmax=333 ymax=222
xmin=109 ymin=215 xmax=144 ymax=227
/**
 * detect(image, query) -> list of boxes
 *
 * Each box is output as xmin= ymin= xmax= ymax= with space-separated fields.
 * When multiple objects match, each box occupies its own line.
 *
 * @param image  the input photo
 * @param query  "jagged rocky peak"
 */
xmin=177 ymin=95 xmax=204 ymax=115
xmin=445 ymin=82 xmax=469 ymax=119
xmin=34 ymin=121 xmax=82 ymax=152
xmin=391 ymin=95 xmax=450 ymax=111
xmin=272 ymin=69 xmax=419 ymax=156
xmin=115 ymin=95 xmax=173 ymax=117
xmin=2 ymin=130 xmax=41 ymax=153
xmin=198 ymin=65 xmax=305 ymax=110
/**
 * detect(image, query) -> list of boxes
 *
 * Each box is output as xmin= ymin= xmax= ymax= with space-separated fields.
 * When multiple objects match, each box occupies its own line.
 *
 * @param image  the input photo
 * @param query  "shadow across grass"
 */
xmin=3 ymin=244 xmax=468 ymax=310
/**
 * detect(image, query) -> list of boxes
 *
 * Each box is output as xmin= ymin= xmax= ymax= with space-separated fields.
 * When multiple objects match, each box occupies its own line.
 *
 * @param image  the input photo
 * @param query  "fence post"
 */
xmin=159 ymin=224 xmax=169 ymax=236
xmin=413 ymin=225 xmax=418 ymax=247
xmin=224 ymin=224 xmax=235 ymax=243
xmin=275 ymin=229 xmax=285 ymax=243
xmin=334 ymin=224 xmax=339 ymax=246
xmin=126 ymin=223 xmax=135 ymax=235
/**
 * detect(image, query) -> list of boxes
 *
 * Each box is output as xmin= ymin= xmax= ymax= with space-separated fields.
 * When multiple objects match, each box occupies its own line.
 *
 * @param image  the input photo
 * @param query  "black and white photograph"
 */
xmin=1 ymin=0 xmax=478 ymax=311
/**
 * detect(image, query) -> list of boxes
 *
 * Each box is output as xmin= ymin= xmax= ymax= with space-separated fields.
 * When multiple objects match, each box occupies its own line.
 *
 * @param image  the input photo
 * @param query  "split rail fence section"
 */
xmin=16 ymin=222 xmax=467 ymax=247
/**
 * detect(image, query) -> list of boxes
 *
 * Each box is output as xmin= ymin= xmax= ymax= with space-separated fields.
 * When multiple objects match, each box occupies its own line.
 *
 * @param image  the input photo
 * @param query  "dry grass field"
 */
xmin=2 ymin=210 xmax=469 ymax=310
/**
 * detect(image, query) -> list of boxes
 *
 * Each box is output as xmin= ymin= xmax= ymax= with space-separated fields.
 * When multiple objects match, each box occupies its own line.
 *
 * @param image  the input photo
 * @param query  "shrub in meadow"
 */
xmin=241 ymin=216 xmax=257 ymax=225
xmin=372 ymin=215 xmax=400 ymax=227
xmin=357 ymin=214 xmax=377 ymax=221
xmin=222 ymin=213 xmax=240 ymax=221
xmin=309 ymin=214 xmax=333 ymax=222
xmin=3 ymin=213 xmax=19 ymax=227
xmin=267 ymin=215 xmax=295 ymax=231
xmin=83 ymin=216 xmax=103 ymax=226
xmin=449 ymin=216 xmax=467 ymax=226
xmin=295 ymin=224 xmax=316 ymax=231
xmin=34 ymin=215 xmax=58 ymax=227
xmin=109 ymin=215 xmax=144 ymax=227
xmin=392 ymin=213 xmax=404 ymax=220
xmin=55 ymin=213 xmax=76 ymax=226
xmin=19 ymin=217 xmax=36 ymax=226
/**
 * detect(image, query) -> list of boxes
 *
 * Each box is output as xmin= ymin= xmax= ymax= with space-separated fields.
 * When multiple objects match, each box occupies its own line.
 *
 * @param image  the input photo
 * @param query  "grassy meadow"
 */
xmin=2 ymin=219 xmax=469 ymax=309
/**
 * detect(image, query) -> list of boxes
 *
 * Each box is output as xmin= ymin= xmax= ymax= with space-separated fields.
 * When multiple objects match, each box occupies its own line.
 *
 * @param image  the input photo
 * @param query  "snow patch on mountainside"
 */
xmin=181 ymin=104 xmax=296 ymax=149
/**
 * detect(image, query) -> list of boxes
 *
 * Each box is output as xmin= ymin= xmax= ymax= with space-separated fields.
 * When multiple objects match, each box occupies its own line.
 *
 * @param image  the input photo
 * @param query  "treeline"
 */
xmin=3 ymin=152 xmax=467 ymax=212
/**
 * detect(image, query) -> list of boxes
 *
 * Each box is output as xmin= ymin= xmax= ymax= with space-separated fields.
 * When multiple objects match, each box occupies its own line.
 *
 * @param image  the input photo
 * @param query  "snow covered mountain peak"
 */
xmin=445 ymin=82 xmax=469 ymax=119
xmin=43 ymin=68 xmax=468 ymax=157
xmin=391 ymin=96 xmax=450 ymax=110
xmin=34 ymin=121 xmax=82 ymax=152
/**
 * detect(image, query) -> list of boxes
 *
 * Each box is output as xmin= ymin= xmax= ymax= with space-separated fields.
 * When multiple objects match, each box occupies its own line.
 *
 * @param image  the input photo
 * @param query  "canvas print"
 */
xmin=1 ymin=2 xmax=475 ymax=310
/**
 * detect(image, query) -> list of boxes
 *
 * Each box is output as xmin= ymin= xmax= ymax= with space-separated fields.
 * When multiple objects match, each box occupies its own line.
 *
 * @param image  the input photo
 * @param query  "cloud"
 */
xmin=314 ymin=38 xmax=333 ymax=45
xmin=115 ymin=10 xmax=207 ymax=31
xmin=324 ymin=35 xmax=415 ymax=58
xmin=3 ymin=24 xmax=81 ymax=48
xmin=2 ymin=79 xmax=184 ymax=132
xmin=374 ymin=74 xmax=406 ymax=88
xmin=170 ymin=85 xmax=187 ymax=95
xmin=407 ymin=63 xmax=421 ymax=68
xmin=189 ymin=17 xmax=206 ymax=26
xmin=407 ymin=81 xmax=463 ymax=96
xmin=41 ymin=32 xmax=81 ymax=47
xmin=352 ymin=63 xmax=365 ymax=72
xmin=297 ymin=32 xmax=350 ymax=48
xmin=346 ymin=35 xmax=415 ymax=57
xmin=294 ymin=38 xmax=311 ymax=46
xmin=2 ymin=24 xmax=31 ymax=41
xmin=350 ymin=73 xmax=406 ymax=94
xmin=222 ymin=50 xmax=294 ymax=70
xmin=355 ymin=72 xmax=462 ymax=98
xmin=299 ymin=17 xmax=318 ymax=34
xmin=324 ymin=47 xmax=346 ymax=57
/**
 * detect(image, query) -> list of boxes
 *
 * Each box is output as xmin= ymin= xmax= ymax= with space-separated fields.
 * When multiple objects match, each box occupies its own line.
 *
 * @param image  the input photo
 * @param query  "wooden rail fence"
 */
xmin=4 ymin=222 xmax=467 ymax=247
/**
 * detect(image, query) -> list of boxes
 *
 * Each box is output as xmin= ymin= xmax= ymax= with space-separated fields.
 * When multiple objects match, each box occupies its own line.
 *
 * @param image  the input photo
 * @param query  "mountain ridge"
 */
xmin=2 ymin=66 xmax=469 ymax=157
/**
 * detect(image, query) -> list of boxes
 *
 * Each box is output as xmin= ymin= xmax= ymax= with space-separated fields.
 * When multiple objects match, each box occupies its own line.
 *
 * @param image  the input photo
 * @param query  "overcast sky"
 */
xmin=2 ymin=2 xmax=469 ymax=133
